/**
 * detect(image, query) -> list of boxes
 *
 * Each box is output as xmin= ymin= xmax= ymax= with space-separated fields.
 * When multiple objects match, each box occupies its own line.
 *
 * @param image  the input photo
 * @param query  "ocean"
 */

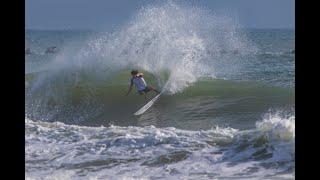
xmin=25 ymin=2 xmax=294 ymax=179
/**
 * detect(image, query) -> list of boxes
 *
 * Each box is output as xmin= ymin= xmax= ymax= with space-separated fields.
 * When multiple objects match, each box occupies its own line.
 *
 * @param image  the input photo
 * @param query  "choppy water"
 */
xmin=25 ymin=1 xmax=294 ymax=179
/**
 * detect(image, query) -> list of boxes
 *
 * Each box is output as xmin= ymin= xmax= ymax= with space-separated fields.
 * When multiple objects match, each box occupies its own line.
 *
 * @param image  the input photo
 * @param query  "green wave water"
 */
xmin=26 ymin=70 xmax=294 ymax=130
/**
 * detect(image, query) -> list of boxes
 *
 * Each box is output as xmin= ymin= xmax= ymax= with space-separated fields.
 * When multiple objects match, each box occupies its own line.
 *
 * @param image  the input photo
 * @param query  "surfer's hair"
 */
xmin=131 ymin=70 xmax=139 ymax=75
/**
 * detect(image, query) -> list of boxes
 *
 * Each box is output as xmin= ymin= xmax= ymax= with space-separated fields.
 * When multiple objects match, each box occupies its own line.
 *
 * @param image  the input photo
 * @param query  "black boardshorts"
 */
xmin=138 ymin=86 xmax=151 ymax=94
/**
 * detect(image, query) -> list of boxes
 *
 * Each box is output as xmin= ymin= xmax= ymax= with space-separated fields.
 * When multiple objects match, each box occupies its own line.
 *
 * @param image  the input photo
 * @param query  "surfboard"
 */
xmin=134 ymin=82 xmax=168 ymax=115
xmin=134 ymin=92 xmax=162 ymax=115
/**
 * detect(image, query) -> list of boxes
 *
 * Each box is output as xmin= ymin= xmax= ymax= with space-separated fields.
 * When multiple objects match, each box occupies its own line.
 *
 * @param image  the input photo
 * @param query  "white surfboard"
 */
xmin=134 ymin=92 xmax=162 ymax=115
xmin=134 ymin=82 xmax=168 ymax=115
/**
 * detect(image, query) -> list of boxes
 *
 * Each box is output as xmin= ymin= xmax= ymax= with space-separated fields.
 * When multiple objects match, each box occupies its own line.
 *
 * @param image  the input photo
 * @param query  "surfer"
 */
xmin=125 ymin=70 xmax=160 ymax=100
xmin=45 ymin=46 xmax=58 ymax=54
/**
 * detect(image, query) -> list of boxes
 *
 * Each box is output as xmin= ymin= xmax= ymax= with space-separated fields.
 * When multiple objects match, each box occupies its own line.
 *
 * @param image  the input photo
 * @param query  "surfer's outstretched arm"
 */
xmin=125 ymin=80 xmax=133 ymax=96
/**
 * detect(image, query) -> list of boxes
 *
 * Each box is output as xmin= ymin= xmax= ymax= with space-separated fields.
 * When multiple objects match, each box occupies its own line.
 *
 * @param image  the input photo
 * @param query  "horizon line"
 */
xmin=25 ymin=27 xmax=295 ymax=31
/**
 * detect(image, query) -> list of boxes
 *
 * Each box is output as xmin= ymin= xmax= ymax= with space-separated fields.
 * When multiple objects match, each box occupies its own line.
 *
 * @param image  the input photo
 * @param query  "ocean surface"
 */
xmin=25 ymin=2 xmax=294 ymax=179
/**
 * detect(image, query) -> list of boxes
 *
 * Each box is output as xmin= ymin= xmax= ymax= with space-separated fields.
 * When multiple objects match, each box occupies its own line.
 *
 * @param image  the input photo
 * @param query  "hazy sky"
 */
xmin=26 ymin=0 xmax=295 ymax=30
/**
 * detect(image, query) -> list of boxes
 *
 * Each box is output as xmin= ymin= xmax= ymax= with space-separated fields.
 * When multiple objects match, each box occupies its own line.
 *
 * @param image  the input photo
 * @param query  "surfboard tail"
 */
xmin=134 ymin=93 xmax=162 ymax=115
xmin=134 ymin=81 xmax=168 ymax=115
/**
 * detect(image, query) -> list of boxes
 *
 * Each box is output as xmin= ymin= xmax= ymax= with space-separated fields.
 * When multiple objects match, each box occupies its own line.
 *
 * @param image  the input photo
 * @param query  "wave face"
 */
xmin=26 ymin=72 xmax=294 ymax=128
xmin=26 ymin=112 xmax=294 ymax=179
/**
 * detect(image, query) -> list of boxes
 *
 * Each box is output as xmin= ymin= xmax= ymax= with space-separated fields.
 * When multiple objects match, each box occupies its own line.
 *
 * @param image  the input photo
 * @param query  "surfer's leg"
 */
xmin=139 ymin=91 xmax=148 ymax=101
xmin=144 ymin=92 xmax=148 ymax=101
xmin=148 ymin=86 xmax=160 ymax=94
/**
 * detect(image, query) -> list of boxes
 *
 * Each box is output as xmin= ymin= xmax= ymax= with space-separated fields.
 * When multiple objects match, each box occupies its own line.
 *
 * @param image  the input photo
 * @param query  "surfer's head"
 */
xmin=131 ymin=70 xmax=139 ymax=76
